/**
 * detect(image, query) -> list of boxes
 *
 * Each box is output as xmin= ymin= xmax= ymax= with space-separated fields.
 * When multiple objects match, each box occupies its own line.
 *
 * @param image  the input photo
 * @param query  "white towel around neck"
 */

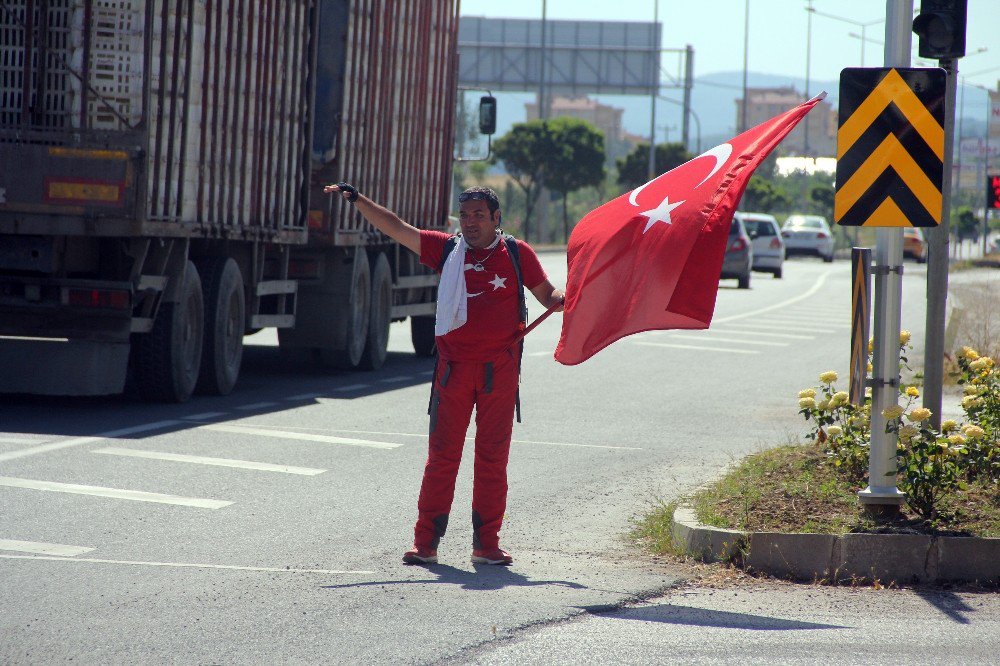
xmin=434 ymin=233 xmax=501 ymax=336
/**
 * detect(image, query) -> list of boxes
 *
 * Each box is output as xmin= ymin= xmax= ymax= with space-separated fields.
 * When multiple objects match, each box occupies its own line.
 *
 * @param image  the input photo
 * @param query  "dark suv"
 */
xmin=721 ymin=216 xmax=753 ymax=289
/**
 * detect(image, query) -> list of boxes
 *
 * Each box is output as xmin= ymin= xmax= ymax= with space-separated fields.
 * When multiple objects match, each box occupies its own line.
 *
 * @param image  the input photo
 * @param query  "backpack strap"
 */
xmin=439 ymin=234 xmax=460 ymax=272
xmin=502 ymin=233 xmax=526 ymax=424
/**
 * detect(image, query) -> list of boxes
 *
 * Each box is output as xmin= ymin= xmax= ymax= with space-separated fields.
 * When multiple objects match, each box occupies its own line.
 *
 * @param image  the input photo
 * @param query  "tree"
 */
xmin=544 ymin=117 xmax=606 ymax=241
xmin=953 ymin=206 xmax=980 ymax=242
xmin=491 ymin=120 xmax=552 ymax=239
xmin=740 ymin=175 xmax=792 ymax=212
xmin=615 ymin=142 xmax=692 ymax=191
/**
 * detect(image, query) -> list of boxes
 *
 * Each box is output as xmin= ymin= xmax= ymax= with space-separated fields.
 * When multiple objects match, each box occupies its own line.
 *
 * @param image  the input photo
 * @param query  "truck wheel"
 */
xmin=359 ymin=252 xmax=391 ymax=370
xmin=132 ymin=261 xmax=204 ymax=403
xmin=738 ymin=272 xmax=751 ymax=289
xmin=195 ymin=257 xmax=245 ymax=395
xmin=322 ymin=248 xmax=370 ymax=369
xmin=410 ymin=315 xmax=436 ymax=357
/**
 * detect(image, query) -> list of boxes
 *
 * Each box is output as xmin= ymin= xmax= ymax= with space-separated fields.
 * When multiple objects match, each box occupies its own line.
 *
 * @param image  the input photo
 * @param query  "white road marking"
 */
xmin=716 ymin=322 xmax=834 ymax=334
xmin=633 ymin=342 xmax=759 ymax=354
xmin=379 ymin=376 xmax=410 ymax=383
xmin=664 ymin=334 xmax=789 ymax=347
xmin=0 ymin=476 xmax=232 ymax=509
xmin=0 ymin=539 xmax=94 ymax=557
xmin=236 ymin=402 xmax=279 ymax=411
xmin=711 ymin=327 xmax=816 ymax=340
xmin=92 ymin=447 xmax=327 ymax=476
xmin=757 ymin=316 xmax=850 ymax=326
xmin=0 ymin=554 xmax=372 ymax=575
xmin=527 ymin=351 xmax=552 ymax=357
xmin=513 ymin=439 xmax=643 ymax=451
xmin=714 ymin=268 xmax=837 ymax=324
xmin=201 ymin=424 xmax=402 ymax=449
xmin=183 ymin=412 xmax=227 ymax=420
xmin=0 ymin=420 xmax=182 ymax=463
xmin=285 ymin=393 xmax=321 ymax=401
xmin=333 ymin=384 xmax=370 ymax=392
xmin=0 ymin=436 xmax=42 ymax=444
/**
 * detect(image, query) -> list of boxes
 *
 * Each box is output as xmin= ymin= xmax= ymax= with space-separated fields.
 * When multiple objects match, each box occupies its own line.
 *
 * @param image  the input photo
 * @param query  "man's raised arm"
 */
xmin=324 ymin=182 xmax=421 ymax=255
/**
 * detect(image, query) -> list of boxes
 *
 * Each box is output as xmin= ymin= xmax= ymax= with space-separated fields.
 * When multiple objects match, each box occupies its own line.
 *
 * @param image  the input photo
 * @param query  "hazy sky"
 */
xmin=459 ymin=0 xmax=1000 ymax=90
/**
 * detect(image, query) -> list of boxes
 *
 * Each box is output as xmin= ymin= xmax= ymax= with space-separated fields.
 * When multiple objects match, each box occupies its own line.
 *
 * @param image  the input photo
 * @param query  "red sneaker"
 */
xmin=402 ymin=546 xmax=438 ymax=565
xmin=471 ymin=548 xmax=513 ymax=565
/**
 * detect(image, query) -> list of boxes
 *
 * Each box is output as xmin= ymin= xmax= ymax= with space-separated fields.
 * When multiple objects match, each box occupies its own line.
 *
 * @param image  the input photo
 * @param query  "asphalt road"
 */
xmin=1 ymin=252 xmax=997 ymax=664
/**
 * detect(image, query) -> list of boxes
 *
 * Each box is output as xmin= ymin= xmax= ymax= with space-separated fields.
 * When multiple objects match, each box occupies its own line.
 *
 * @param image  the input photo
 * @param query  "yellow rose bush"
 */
xmin=954 ymin=346 xmax=999 ymax=483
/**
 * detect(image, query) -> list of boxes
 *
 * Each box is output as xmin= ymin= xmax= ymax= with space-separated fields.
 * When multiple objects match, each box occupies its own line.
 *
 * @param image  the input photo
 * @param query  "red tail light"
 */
xmin=816 ymin=232 xmax=828 ymax=239
xmin=66 ymin=288 xmax=130 ymax=310
xmin=728 ymin=238 xmax=747 ymax=253
xmin=769 ymin=238 xmax=782 ymax=249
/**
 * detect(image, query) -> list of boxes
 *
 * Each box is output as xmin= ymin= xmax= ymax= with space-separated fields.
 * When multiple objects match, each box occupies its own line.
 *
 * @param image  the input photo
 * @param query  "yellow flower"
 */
xmin=882 ymin=405 xmax=905 ymax=420
xmin=964 ymin=385 xmax=980 ymax=395
xmin=904 ymin=386 xmax=919 ymax=397
xmin=907 ymin=407 xmax=932 ymax=422
xmin=868 ymin=338 xmax=874 ymax=353
xmin=819 ymin=371 xmax=838 ymax=384
xmin=962 ymin=425 xmax=985 ymax=439
xmin=898 ymin=425 xmax=919 ymax=440
xmin=941 ymin=419 xmax=958 ymax=433
xmin=817 ymin=399 xmax=830 ymax=411
xmin=827 ymin=425 xmax=843 ymax=437
xmin=948 ymin=434 xmax=967 ymax=446
xmin=969 ymin=358 xmax=990 ymax=372
xmin=797 ymin=388 xmax=817 ymax=399
xmin=899 ymin=330 xmax=911 ymax=345
xmin=962 ymin=395 xmax=983 ymax=409
xmin=830 ymin=391 xmax=849 ymax=408
xmin=866 ymin=362 xmax=873 ymax=373
xmin=799 ymin=397 xmax=816 ymax=409
xmin=962 ymin=346 xmax=980 ymax=361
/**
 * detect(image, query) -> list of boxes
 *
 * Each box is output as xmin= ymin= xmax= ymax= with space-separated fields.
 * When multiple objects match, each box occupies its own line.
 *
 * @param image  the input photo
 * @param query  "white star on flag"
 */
xmin=489 ymin=274 xmax=507 ymax=290
xmin=640 ymin=195 xmax=685 ymax=234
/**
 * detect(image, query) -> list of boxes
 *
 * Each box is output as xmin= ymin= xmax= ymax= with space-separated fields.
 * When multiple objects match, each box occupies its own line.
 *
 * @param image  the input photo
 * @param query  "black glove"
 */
xmin=336 ymin=182 xmax=359 ymax=203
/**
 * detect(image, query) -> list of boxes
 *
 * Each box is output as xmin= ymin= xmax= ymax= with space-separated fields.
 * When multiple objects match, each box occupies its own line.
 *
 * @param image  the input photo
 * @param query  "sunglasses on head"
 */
xmin=458 ymin=191 xmax=497 ymax=204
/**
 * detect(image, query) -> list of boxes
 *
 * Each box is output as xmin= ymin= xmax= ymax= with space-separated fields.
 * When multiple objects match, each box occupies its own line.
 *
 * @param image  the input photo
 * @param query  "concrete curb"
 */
xmin=671 ymin=505 xmax=1000 ymax=585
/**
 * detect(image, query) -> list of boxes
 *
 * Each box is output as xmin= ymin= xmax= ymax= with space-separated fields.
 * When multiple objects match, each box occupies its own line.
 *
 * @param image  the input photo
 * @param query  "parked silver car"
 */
xmin=781 ymin=214 xmax=835 ymax=262
xmin=721 ymin=215 xmax=753 ymax=289
xmin=736 ymin=211 xmax=785 ymax=278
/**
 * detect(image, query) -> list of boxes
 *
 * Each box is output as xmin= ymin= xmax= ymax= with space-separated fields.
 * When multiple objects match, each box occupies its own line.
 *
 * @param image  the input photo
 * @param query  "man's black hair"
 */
xmin=458 ymin=186 xmax=501 ymax=214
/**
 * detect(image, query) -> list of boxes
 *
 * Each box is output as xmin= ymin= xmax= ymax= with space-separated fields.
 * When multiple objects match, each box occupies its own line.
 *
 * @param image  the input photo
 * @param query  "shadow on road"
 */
xmin=915 ymin=589 xmax=978 ymax=625
xmin=321 ymin=563 xmax=589 ymax=592
xmin=579 ymin=603 xmax=847 ymax=631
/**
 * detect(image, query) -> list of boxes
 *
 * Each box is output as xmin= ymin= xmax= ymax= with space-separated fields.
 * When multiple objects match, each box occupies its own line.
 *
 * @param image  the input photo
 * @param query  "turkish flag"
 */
xmin=554 ymin=94 xmax=826 ymax=365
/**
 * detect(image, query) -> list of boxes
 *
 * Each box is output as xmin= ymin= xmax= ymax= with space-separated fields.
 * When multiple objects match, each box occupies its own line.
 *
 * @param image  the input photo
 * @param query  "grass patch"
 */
xmin=636 ymin=444 xmax=1000 ymax=559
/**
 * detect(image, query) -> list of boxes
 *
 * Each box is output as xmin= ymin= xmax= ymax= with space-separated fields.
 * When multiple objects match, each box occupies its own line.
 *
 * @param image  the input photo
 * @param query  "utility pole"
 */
xmin=682 ymin=44 xmax=694 ymax=152
xmin=923 ymin=57 xmax=958 ymax=431
xmin=647 ymin=0 xmax=659 ymax=182
xmin=857 ymin=0 xmax=912 ymax=515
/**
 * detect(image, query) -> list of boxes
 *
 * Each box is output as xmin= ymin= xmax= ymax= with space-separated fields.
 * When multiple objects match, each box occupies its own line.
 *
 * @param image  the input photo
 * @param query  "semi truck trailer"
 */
xmin=0 ymin=0 xmax=468 ymax=401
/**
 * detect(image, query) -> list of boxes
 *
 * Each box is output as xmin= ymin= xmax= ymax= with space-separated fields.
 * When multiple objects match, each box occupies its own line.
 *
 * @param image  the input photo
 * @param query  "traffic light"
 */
xmin=988 ymin=174 xmax=1000 ymax=211
xmin=912 ymin=0 xmax=967 ymax=60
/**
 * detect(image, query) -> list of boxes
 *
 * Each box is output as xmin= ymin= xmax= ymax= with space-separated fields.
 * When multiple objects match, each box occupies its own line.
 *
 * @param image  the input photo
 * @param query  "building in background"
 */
xmin=525 ymin=95 xmax=637 ymax=164
xmin=735 ymin=87 xmax=838 ymax=157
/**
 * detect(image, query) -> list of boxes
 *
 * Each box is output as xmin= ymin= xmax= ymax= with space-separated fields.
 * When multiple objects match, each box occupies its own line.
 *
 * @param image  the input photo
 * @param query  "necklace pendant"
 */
xmin=472 ymin=263 xmax=485 ymax=272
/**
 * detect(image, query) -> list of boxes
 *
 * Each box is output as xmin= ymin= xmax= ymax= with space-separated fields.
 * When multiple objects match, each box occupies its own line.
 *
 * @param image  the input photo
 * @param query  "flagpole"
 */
xmin=509 ymin=300 xmax=563 ymax=349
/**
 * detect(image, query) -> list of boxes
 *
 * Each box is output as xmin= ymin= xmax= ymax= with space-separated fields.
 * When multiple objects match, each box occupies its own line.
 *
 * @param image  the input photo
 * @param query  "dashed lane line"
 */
xmin=633 ymin=341 xmax=759 ymax=354
xmin=714 ymin=322 xmax=834 ymax=334
xmin=199 ymin=424 xmax=402 ymax=449
xmin=182 ymin=412 xmax=227 ymax=420
xmin=333 ymin=384 xmax=371 ymax=392
xmin=378 ymin=376 xmax=410 ymax=384
xmin=235 ymin=402 xmax=279 ymax=411
xmin=285 ymin=393 xmax=322 ymax=401
xmin=710 ymin=327 xmax=816 ymax=340
xmin=91 ymin=447 xmax=327 ymax=475
xmin=714 ymin=268 xmax=837 ymax=324
xmin=661 ymin=333 xmax=789 ymax=347
xmin=0 ymin=476 xmax=232 ymax=509
xmin=0 ymin=554 xmax=373 ymax=575
xmin=0 ymin=420 xmax=182 ymax=463
xmin=0 ymin=539 xmax=94 ymax=557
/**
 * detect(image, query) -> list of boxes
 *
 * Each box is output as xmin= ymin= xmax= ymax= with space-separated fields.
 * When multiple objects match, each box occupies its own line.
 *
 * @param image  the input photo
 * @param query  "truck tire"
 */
xmin=195 ymin=257 xmax=245 ymax=395
xmin=359 ymin=252 xmax=391 ymax=370
xmin=131 ymin=261 xmax=204 ymax=403
xmin=410 ymin=315 xmax=436 ymax=357
xmin=321 ymin=248 xmax=370 ymax=369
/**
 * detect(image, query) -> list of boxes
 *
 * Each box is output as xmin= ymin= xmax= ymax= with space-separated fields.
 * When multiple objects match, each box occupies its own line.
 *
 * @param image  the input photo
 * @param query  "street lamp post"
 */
xmin=658 ymin=95 xmax=702 ymax=154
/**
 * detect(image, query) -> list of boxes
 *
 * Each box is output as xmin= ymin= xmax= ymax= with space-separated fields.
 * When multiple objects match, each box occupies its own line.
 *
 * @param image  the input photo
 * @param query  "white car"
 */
xmin=781 ymin=214 xmax=835 ymax=262
xmin=736 ymin=212 xmax=784 ymax=278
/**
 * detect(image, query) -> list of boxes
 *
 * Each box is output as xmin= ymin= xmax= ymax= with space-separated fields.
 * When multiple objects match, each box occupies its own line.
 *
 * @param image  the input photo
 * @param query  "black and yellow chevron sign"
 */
xmin=835 ymin=68 xmax=947 ymax=228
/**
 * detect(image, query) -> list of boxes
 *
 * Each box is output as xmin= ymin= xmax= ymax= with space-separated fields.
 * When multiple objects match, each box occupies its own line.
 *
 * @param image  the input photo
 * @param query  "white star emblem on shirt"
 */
xmin=489 ymin=274 xmax=507 ymax=291
xmin=640 ymin=195 xmax=685 ymax=234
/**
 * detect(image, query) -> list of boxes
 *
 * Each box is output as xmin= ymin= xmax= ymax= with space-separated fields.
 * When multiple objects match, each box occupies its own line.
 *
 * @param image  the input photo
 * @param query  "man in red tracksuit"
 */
xmin=324 ymin=183 xmax=564 ymax=566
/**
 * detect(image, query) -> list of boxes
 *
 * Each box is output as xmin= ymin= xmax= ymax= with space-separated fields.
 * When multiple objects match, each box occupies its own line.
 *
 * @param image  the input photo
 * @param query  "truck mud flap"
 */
xmin=0 ymin=339 xmax=129 ymax=395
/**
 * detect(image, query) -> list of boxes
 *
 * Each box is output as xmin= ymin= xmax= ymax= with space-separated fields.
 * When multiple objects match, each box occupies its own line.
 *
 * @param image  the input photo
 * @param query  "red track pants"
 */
xmin=414 ymin=350 xmax=518 ymax=552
